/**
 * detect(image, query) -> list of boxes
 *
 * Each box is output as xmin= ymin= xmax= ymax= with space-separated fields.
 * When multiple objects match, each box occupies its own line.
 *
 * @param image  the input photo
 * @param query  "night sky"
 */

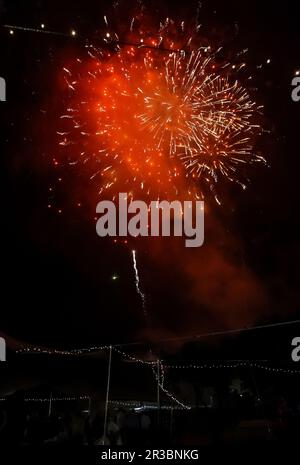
xmin=0 ymin=0 xmax=300 ymax=362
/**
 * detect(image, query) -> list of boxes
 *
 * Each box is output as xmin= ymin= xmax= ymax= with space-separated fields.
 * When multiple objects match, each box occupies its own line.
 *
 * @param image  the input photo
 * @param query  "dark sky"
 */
xmin=0 ymin=0 xmax=299 ymax=359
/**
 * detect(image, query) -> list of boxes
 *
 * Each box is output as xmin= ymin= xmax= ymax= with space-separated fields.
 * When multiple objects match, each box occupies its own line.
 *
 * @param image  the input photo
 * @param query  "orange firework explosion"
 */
xmin=58 ymin=18 xmax=265 ymax=204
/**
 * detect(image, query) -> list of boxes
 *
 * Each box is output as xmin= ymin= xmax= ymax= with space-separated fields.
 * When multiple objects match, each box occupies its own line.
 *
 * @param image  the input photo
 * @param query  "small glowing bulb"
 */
xmin=232 ymin=64 xmax=236 ymax=69
xmin=295 ymin=70 xmax=300 ymax=76
xmin=9 ymin=29 xmax=14 ymax=35
xmin=71 ymin=29 xmax=77 ymax=37
xmin=41 ymin=24 xmax=45 ymax=29
xmin=112 ymin=275 xmax=118 ymax=281
xmin=106 ymin=32 xmax=110 ymax=38
xmin=266 ymin=58 xmax=271 ymax=64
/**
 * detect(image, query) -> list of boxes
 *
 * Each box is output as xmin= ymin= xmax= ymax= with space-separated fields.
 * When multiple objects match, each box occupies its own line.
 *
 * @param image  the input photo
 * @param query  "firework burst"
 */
xmin=58 ymin=16 xmax=265 ymax=204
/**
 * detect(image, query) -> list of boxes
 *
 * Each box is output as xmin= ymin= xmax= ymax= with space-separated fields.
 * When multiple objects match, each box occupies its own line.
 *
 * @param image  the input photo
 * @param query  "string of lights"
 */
xmin=4 ymin=24 xmax=77 ymax=38
xmin=15 ymin=318 xmax=300 ymax=357
xmin=0 ymin=396 xmax=187 ymax=409
xmin=16 ymin=345 xmax=110 ymax=356
xmin=152 ymin=361 xmax=191 ymax=410
xmin=163 ymin=361 xmax=300 ymax=374
xmin=112 ymin=347 xmax=156 ymax=365
xmin=0 ymin=396 xmax=89 ymax=402
xmin=14 ymin=347 xmax=189 ymax=408
xmin=108 ymin=400 xmax=187 ymax=410
xmin=15 ymin=345 xmax=157 ymax=367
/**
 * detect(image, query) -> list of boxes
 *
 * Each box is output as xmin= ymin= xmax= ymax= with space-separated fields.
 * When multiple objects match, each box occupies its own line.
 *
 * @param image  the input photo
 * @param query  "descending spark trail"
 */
xmin=132 ymin=250 xmax=147 ymax=318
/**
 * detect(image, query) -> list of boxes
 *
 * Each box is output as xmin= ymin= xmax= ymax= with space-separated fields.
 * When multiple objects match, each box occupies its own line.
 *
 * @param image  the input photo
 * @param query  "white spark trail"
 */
xmin=132 ymin=250 xmax=147 ymax=318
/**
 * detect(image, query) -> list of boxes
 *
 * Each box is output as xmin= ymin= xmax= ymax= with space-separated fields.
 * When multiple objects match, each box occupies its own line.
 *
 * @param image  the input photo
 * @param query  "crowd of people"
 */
xmin=1 ymin=389 xmax=300 ymax=445
xmin=0 ymin=399 xmax=154 ymax=445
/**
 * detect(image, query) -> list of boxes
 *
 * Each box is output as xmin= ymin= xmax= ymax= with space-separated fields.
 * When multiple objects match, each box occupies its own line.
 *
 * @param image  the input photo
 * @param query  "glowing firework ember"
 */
xmin=58 ymin=16 xmax=265 ymax=203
